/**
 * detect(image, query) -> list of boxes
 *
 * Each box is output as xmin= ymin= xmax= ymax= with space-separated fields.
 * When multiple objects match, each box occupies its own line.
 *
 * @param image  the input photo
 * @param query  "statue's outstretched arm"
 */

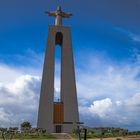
xmin=62 ymin=12 xmax=72 ymax=18
xmin=45 ymin=11 xmax=56 ymax=17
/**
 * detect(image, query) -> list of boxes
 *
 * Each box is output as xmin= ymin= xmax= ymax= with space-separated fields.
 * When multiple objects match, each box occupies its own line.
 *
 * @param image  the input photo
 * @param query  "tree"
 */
xmin=20 ymin=121 xmax=31 ymax=133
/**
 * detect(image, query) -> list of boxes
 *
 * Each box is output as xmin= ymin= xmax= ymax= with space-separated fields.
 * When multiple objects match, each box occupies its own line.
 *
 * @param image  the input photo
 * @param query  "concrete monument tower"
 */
xmin=37 ymin=6 xmax=79 ymax=133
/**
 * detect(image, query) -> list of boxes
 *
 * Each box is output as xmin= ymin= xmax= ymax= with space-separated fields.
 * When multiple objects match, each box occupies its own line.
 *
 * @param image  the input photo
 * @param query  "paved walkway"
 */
xmin=52 ymin=133 xmax=73 ymax=139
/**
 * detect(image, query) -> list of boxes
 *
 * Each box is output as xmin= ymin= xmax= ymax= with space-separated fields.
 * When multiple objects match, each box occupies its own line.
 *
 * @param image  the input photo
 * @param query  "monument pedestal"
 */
xmin=37 ymin=26 xmax=79 ymax=133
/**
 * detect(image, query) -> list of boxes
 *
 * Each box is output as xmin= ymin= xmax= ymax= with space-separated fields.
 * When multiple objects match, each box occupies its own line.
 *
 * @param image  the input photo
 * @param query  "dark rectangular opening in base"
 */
xmin=56 ymin=125 xmax=62 ymax=133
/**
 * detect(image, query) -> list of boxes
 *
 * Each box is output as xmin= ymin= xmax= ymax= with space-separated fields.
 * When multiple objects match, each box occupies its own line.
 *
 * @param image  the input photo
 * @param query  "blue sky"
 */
xmin=0 ymin=0 xmax=140 ymax=131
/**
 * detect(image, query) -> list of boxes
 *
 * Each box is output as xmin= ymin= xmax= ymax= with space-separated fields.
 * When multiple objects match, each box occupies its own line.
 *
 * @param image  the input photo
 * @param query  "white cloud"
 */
xmin=0 ymin=64 xmax=23 ymax=84
xmin=0 ymin=62 xmax=42 ymax=84
xmin=76 ymin=55 xmax=140 ymax=101
xmin=125 ymin=93 xmax=140 ymax=109
xmin=0 ymin=67 xmax=40 ymax=127
xmin=89 ymin=98 xmax=112 ymax=118
xmin=75 ymin=53 xmax=140 ymax=129
xmin=0 ymin=108 xmax=11 ymax=126
xmin=131 ymin=34 xmax=140 ymax=42
xmin=80 ymin=93 xmax=140 ymax=128
xmin=114 ymin=27 xmax=140 ymax=43
xmin=116 ymin=100 xmax=122 ymax=106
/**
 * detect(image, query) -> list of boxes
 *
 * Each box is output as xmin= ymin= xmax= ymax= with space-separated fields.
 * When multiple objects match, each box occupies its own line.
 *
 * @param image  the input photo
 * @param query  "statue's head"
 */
xmin=57 ymin=6 xmax=62 ymax=11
